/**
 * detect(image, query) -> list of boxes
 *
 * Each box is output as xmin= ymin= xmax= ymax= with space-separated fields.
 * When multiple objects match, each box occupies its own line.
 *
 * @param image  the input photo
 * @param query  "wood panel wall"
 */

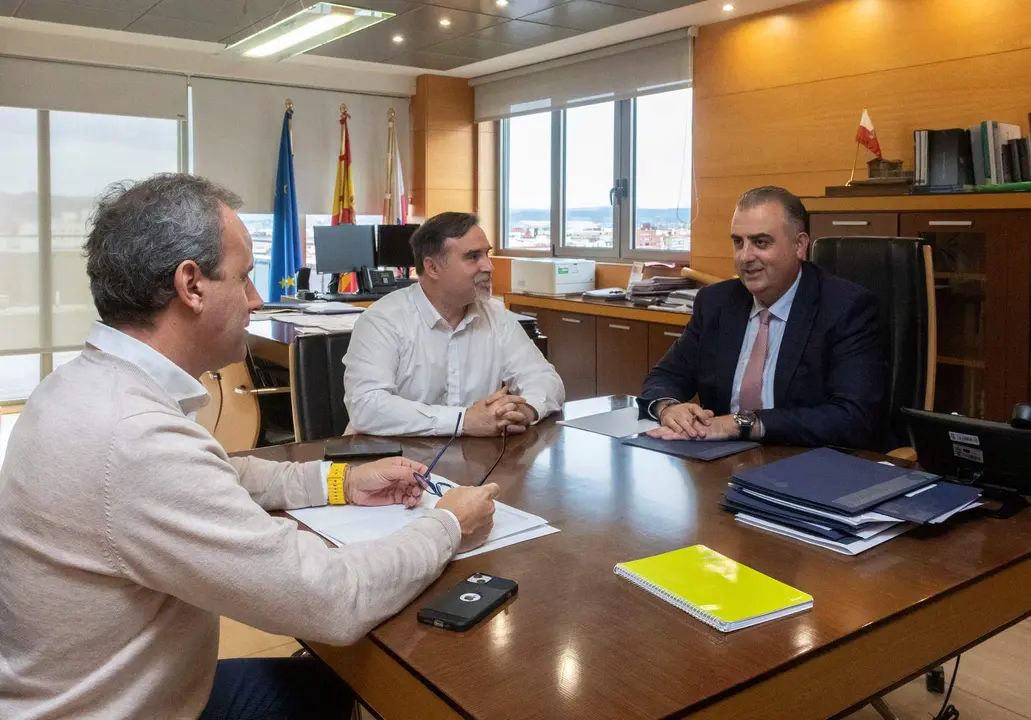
xmin=691 ymin=0 xmax=1031 ymax=277
xmin=411 ymin=75 xmax=476 ymax=218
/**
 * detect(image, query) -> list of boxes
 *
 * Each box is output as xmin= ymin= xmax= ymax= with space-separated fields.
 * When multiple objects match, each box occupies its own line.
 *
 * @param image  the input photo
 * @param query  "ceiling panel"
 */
xmin=125 ymin=13 xmax=238 ymax=43
xmin=393 ymin=5 xmax=504 ymax=37
xmin=16 ymin=0 xmax=136 ymax=30
xmin=468 ymin=18 xmax=581 ymax=46
xmin=0 ymin=0 xmax=22 ymax=14
xmin=422 ymin=35 xmax=524 ymax=60
xmin=385 ymin=50 xmax=475 ymax=71
xmin=518 ymin=0 xmax=649 ymax=31
xmin=146 ymin=0 xmax=287 ymax=28
xmin=45 ymin=0 xmax=155 ymax=12
xmin=424 ymin=0 xmax=568 ymax=20
xmin=599 ymin=0 xmax=702 ymax=12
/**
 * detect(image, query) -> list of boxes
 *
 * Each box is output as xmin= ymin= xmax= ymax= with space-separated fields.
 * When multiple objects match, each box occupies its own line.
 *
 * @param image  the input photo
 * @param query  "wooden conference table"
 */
xmin=238 ymin=396 xmax=1031 ymax=720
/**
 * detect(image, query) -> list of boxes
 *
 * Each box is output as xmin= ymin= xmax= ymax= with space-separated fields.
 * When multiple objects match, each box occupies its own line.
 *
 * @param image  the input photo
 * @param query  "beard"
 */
xmin=473 ymin=272 xmax=493 ymax=297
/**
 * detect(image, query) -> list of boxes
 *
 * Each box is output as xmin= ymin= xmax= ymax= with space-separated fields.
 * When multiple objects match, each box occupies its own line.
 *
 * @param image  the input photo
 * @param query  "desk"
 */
xmin=238 ymin=395 xmax=1031 ymax=720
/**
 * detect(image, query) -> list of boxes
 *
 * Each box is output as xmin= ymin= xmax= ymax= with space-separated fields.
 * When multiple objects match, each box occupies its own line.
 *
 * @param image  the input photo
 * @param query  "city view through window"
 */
xmin=506 ymin=89 xmax=693 ymax=254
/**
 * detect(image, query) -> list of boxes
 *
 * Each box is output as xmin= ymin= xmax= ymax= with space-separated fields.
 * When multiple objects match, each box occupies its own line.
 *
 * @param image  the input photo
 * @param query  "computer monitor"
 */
xmin=313 ymin=225 xmax=375 ymax=275
xmin=903 ymin=408 xmax=1031 ymax=496
xmin=375 ymin=224 xmax=419 ymax=268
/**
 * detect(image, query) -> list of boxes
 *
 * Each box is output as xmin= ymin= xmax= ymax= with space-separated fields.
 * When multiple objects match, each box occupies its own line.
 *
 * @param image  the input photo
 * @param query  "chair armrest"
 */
xmin=886 ymin=446 xmax=918 ymax=462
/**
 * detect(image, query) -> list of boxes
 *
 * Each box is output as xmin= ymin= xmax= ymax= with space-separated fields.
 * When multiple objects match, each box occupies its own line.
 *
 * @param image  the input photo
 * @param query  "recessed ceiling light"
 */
xmin=392 ymin=34 xmax=404 ymax=43
xmin=722 ymin=3 xmax=735 ymax=10
xmin=439 ymin=17 xmax=452 ymax=27
xmin=496 ymin=0 xmax=509 ymax=6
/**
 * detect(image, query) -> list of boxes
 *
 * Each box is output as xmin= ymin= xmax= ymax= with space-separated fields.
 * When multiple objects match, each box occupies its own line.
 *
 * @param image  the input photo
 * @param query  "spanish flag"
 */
xmin=331 ymin=104 xmax=358 ymax=292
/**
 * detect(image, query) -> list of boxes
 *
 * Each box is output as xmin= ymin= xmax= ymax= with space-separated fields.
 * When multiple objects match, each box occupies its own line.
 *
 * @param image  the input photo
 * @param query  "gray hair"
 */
xmin=85 ymin=173 xmax=242 ymax=328
xmin=736 ymin=186 xmax=809 ymax=237
xmin=409 ymin=211 xmax=479 ymax=275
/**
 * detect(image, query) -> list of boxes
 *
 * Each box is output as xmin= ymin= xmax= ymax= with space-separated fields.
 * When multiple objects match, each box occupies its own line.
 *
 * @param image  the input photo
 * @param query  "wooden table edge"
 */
xmin=301 ymin=552 xmax=1031 ymax=720
xmin=504 ymin=293 xmax=691 ymax=327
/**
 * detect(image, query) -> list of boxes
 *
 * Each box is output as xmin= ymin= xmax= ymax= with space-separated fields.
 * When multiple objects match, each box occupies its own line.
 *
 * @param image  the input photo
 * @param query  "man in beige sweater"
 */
xmin=0 ymin=174 xmax=499 ymax=720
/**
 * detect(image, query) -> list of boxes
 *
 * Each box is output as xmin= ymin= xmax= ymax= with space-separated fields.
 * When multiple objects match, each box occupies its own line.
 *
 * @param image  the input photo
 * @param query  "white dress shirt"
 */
xmin=343 ymin=283 xmax=565 ymax=436
xmin=729 ymin=268 xmax=802 ymax=413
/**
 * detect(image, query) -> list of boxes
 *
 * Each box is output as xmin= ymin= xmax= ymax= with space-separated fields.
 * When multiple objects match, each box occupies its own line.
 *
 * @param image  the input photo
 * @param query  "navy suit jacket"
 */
xmin=640 ymin=262 xmax=887 ymax=448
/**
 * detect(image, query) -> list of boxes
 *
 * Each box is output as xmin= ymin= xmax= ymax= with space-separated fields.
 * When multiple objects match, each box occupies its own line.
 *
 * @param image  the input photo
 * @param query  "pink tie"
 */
xmin=739 ymin=310 xmax=771 ymax=412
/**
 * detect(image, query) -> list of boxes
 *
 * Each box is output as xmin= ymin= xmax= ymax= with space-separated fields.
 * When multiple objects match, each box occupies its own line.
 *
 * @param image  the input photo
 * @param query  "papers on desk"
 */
xmin=558 ymin=407 xmax=658 ymax=438
xmin=250 ymin=312 xmax=362 ymax=333
xmin=287 ymin=477 xmax=559 ymax=559
xmin=724 ymin=449 xmax=983 ymax=555
xmin=301 ymin=302 xmax=363 ymax=315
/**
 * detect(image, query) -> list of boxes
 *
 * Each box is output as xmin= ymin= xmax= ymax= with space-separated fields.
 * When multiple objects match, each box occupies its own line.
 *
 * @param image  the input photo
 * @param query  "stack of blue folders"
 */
xmin=723 ymin=448 xmax=983 ymax=555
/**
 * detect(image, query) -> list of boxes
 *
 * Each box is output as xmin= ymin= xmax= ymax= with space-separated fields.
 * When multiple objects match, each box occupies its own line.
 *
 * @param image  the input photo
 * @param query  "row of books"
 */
xmin=721 ymin=448 xmax=983 ymax=555
xmin=913 ymin=119 xmax=1031 ymax=191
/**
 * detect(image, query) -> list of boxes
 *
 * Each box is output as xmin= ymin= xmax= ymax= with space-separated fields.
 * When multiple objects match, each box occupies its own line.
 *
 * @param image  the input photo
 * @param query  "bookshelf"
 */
xmin=806 ymin=195 xmax=1031 ymax=421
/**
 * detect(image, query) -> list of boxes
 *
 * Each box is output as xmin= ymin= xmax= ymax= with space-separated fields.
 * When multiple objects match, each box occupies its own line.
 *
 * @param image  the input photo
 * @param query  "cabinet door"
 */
xmin=649 ymin=324 xmax=684 ymax=369
xmin=900 ymin=211 xmax=1031 ymax=420
xmin=535 ymin=309 xmax=597 ymax=401
xmin=596 ymin=319 xmax=649 ymax=396
xmin=810 ymin=213 xmax=899 ymax=241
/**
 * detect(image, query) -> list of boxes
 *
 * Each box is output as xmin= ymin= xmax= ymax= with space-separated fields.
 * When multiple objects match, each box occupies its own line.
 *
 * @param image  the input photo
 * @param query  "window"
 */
xmin=0 ymin=106 xmax=181 ymax=403
xmin=500 ymin=88 xmax=692 ymax=262
xmin=564 ymin=102 xmax=615 ymax=250
xmin=503 ymin=112 xmax=552 ymax=251
xmin=241 ymin=214 xmax=274 ymax=302
xmin=633 ymin=89 xmax=692 ymax=253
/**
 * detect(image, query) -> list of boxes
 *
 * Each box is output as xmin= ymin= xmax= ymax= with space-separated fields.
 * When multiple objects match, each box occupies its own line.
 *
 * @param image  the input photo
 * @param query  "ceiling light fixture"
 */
xmin=227 ymin=2 xmax=393 ymax=61
xmin=392 ymin=34 xmax=404 ymax=43
xmin=439 ymin=17 xmax=452 ymax=27
xmin=495 ymin=0 xmax=509 ymax=6
xmin=722 ymin=3 xmax=735 ymax=11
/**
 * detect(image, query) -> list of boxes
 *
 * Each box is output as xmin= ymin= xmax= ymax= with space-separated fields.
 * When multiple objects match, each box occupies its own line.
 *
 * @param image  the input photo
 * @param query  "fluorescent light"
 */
xmin=244 ymin=14 xmax=352 ymax=57
xmin=227 ymin=3 xmax=393 ymax=61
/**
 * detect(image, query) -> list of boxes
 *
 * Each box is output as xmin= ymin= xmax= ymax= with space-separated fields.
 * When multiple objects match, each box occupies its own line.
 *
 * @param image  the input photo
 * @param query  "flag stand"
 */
xmin=846 ymin=141 xmax=860 ymax=186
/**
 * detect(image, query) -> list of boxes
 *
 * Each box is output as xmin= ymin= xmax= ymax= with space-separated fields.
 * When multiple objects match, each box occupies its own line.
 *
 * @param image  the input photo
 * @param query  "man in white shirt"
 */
xmin=344 ymin=212 xmax=565 ymax=437
xmin=0 ymin=174 xmax=499 ymax=720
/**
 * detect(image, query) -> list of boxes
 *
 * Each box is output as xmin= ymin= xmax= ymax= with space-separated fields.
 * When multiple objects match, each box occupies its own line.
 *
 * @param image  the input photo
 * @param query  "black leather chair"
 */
xmin=811 ymin=236 xmax=937 ymax=451
xmin=290 ymin=332 xmax=352 ymax=442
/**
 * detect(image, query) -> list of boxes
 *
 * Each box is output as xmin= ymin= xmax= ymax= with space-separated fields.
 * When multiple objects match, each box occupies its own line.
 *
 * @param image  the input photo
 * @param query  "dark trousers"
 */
xmin=199 ymin=656 xmax=355 ymax=720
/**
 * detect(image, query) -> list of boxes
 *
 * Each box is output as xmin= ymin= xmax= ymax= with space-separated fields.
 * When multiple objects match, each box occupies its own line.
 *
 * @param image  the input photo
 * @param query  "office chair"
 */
xmin=811 ymin=236 xmax=937 ymax=454
xmin=812 ymin=236 xmax=943 ymax=720
xmin=290 ymin=332 xmax=352 ymax=442
xmin=196 ymin=358 xmax=294 ymax=452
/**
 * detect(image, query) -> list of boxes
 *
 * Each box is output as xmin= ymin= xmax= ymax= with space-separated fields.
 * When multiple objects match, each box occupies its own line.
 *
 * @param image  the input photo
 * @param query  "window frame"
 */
xmin=497 ymin=90 xmax=692 ymax=265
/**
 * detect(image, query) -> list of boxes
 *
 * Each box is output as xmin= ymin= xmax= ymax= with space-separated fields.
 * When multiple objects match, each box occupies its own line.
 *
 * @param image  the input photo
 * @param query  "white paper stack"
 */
xmin=288 ymin=477 xmax=559 ymax=559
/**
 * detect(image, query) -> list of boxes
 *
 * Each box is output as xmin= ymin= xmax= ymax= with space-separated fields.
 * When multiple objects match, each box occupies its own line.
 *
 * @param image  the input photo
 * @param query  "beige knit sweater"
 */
xmin=0 ymin=347 xmax=460 ymax=719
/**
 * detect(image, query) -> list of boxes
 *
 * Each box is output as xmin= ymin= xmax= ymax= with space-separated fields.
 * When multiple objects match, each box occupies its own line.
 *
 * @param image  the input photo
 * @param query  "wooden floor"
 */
xmin=219 ymin=617 xmax=1031 ymax=719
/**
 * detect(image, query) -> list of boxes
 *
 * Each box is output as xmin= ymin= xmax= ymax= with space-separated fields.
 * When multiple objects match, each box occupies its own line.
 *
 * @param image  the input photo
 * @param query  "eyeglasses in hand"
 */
xmin=414 ymin=413 xmax=509 ymax=497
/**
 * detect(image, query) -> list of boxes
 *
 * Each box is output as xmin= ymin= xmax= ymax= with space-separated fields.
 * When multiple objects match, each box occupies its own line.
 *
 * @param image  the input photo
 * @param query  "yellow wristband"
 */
xmin=327 ymin=463 xmax=348 ymax=506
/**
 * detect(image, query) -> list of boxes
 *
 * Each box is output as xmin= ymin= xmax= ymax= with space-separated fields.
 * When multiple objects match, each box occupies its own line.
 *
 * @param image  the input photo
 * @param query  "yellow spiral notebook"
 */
xmin=614 ymin=545 xmax=813 ymax=632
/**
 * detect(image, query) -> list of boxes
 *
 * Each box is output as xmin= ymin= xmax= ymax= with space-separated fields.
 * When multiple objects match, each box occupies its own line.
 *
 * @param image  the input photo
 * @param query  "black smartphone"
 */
xmin=323 ymin=437 xmax=403 ymax=461
xmin=417 ymin=574 xmax=518 ymax=632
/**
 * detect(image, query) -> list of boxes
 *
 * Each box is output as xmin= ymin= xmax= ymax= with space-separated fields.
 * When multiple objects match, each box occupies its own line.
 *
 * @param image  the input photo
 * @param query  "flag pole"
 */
xmin=847 ymin=141 xmax=860 ymax=186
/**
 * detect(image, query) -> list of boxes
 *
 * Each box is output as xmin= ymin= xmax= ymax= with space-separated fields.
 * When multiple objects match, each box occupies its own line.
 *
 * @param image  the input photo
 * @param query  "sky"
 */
xmin=507 ymin=88 xmax=693 ymax=211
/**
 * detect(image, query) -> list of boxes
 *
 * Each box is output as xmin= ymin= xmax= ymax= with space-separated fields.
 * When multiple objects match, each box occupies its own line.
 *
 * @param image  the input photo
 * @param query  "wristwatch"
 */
xmin=733 ymin=410 xmax=758 ymax=440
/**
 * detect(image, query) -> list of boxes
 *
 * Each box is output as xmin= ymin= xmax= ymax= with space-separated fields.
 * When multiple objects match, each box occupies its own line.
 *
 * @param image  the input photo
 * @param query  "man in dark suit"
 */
xmin=640 ymin=186 xmax=886 ymax=448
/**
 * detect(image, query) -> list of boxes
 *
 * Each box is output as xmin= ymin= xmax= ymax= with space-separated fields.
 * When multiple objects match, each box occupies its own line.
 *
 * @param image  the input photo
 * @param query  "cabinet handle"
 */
xmin=831 ymin=220 xmax=869 ymax=226
xmin=561 ymin=317 xmax=581 ymax=324
xmin=663 ymin=331 xmax=681 ymax=338
xmin=928 ymin=220 xmax=974 ymax=227
xmin=608 ymin=323 xmax=630 ymax=330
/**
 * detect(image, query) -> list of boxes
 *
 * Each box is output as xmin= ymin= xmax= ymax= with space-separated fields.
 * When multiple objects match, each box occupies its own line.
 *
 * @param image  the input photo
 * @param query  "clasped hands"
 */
xmin=463 ymin=384 xmax=537 ymax=437
xmin=646 ymin=401 xmax=740 ymax=441
xmin=343 ymin=458 xmax=500 ymax=552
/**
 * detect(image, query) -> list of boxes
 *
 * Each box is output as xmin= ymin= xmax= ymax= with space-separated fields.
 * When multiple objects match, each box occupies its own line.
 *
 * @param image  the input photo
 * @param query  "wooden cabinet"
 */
xmin=596 ymin=319 xmax=649 ymax=396
xmin=649 ymin=324 xmax=683 ymax=368
xmin=810 ymin=212 xmax=899 ymax=240
xmin=899 ymin=211 xmax=1031 ymax=420
xmin=533 ymin=309 xmax=597 ymax=401
xmin=807 ymin=197 xmax=1031 ymax=421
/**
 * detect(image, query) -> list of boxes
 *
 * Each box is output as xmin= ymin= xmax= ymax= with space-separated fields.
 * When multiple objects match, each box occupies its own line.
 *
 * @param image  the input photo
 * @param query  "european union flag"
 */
xmin=269 ymin=106 xmax=301 ymax=302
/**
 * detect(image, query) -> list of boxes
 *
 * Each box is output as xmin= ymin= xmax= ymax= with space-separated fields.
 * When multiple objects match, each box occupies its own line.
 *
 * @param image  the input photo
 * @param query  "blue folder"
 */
xmin=622 ymin=435 xmax=759 ymax=462
xmin=873 ymin=482 xmax=982 ymax=523
xmin=732 ymin=448 xmax=939 ymax=514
